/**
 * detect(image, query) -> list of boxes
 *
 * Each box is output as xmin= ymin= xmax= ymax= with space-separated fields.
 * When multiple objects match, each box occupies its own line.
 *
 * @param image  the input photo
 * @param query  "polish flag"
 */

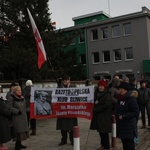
xmin=27 ymin=8 xmax=47 ymax=69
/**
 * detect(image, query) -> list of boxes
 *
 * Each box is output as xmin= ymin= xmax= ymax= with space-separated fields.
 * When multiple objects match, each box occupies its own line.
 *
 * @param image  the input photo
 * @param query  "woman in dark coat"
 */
xmin=90 ymin=80 xmax=112 ymax=150
xmin=0 ymin=98 xmax=11 ymax=146
xmin=115 ymin=82 xmax=139 ymax=150
xmin=8 ymin=86 xmax=29 ymax=150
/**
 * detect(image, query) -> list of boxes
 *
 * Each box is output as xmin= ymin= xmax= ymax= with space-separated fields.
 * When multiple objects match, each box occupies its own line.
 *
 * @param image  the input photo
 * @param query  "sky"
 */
xmin=48 ymin=0 xmax=150 ymax=29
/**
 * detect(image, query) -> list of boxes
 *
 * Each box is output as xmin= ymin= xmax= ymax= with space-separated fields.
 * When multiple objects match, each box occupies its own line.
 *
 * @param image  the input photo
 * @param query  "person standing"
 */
xmin=56 ymin=75 xmax=78 ymax=146
xmin=90 ymin=80 xmax=112 ymax=150
xmin=115 ymin=82 xmax=139 ymax=150
xmin=0 ymin=97 xmax=11 ymax=147
xmin=6 ymin=82 xmax=18 ymax=100
xmin=23 ymin=80 xmax=36 ymax=135
xmin=138 ymin=80 xmax=150 ymax=128
xmin=8 ymin=86 xmax=29 ymax=150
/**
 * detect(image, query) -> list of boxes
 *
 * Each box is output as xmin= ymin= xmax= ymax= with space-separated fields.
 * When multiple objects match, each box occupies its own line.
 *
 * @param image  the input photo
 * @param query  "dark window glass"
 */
xmin=103 ymin=51 xmax=110 ymax=62
xmin=124 ymin=23 xmax=132 ymax=35
xmin=114 ymin=49 xmax=121 ymax=61
xmin=93 ymin=52 xmax=99 ymax=63
xmin=80 ymin=54 xmax=86 ymax=64
xmin=125 ymin=47 xmax=133 ymax=60
xmin=112 ymin=25 xmax=120 ymax=37
xmin=102 ymin=27 xmax=108 ymax=39
xmin=91 ymin=29 xmax=98 ymax=40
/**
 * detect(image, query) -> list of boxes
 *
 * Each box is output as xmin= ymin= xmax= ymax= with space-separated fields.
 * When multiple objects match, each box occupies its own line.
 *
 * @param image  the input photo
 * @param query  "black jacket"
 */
xmin=90 ymin=89 xmax=112 ymax=133
xmin=115 ymin=91 xmax=139 ymax=139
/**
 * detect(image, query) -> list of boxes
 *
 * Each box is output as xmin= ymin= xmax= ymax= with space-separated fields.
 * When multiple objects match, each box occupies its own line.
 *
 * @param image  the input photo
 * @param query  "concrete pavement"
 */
xmin=3 ymin=118 xmax=150 ymax=150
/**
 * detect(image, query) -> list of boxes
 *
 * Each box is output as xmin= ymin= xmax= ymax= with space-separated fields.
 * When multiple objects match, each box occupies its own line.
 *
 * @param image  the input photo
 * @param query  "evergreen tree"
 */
xmin=0 ymin=0 xmax=84 ymax=81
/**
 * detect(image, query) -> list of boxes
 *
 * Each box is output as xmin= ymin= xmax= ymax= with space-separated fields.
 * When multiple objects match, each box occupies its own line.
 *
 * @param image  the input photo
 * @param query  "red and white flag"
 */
xmin=27 ymin=8 xmax=47 ymax=69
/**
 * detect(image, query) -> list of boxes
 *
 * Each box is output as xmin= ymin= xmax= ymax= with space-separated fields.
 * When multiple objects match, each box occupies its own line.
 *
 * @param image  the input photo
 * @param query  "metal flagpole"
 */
xmin=46 ymin=56 xmax=59 ymax=87
xmin=108 ymin=0 xmax=110 ymax=15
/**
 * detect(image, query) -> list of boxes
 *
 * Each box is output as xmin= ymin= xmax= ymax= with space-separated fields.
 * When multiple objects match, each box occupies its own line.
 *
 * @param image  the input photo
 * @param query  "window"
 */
xmin=91 ymin=29 xmax=98 ymax=41
xmin=125 ymin=47 xmax=133 ymax=60
xmin=79 ymin=54 xmax=86 ymax=64
xmin=103 ymin=51 xmax=110 ymax=62
xmin=123 ymin=23 xmax=132 ymax=36
xmin=92 ymin=52 xmax=100 ymax=63
xmin=70 ymin=38 xmax=75 ymax=45
xmin=114 ymin=49 xmax=121 ymax=61
xmin=112 ymin=25 xmax=120 ymax=37
xmin=102 ymin=27 xmax=108 ymax=39
xmin=79 ymin=32 xmax=85 ymax=43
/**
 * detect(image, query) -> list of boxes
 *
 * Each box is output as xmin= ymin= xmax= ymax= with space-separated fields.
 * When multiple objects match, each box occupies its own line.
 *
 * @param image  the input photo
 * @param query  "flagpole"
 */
xmin=46 ymin=56 xmax=59 ymax=87
xmin=108 ymin=0 xmax=110 ymax=15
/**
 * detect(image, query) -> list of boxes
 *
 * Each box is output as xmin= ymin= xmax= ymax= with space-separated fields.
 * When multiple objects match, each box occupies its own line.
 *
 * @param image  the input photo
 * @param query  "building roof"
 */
xmin=72 ymin=11 xmax=111 ymax=21
xmin=62 ymin=7 xmax=150 ymax=31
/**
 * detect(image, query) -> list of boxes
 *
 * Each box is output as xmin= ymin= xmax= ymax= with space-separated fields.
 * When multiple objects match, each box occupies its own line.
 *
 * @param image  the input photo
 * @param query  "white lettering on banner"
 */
xmin=61 ymin=105 xmax=66 ymax=110
xmin=67 ymin=105 xmax=86 ymax=110
xmin=56 ymin=111 xmax=91 ymax=117
xmin=68 ymin=111 xmax=90 ymax=116
xmin=56 ymin=111 xmax=67 ymax=115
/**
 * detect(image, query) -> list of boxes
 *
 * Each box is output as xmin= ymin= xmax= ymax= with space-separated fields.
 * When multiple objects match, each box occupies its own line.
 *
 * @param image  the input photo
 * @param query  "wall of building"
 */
xmin=87 ymin=15 xmax=150 ymax=80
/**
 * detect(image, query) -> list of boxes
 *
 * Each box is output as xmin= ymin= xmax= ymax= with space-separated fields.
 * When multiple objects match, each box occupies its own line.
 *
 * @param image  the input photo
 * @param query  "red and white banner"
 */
xmin=30 ymin=86 xmax=94 ymax=120
xmin=27 ymin=8 xmax=47 ymax=69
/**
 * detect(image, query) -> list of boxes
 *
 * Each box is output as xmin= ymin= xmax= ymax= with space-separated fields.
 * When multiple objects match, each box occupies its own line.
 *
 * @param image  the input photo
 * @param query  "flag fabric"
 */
xmin=27 ymin=8 xmax=47 ymax=69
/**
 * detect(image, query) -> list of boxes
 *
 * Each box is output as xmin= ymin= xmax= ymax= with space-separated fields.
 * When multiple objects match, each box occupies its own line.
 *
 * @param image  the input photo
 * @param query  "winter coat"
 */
xmin=115 ymin=91 xmax=139 ymax=139
xmin=90 ymin=89 xmax=112 ymax=133
xmin=8 ymin=94 xmax=29 ymax=134
xmin=0 ymin=99 xmax=11 ymax=143
xmin=56 ymin=83 xmax=78 ymax=131
xmin=22 ymin=86 xmax=32 ymax=111
xmin=138 ymin=87 xmax=150 ymax=106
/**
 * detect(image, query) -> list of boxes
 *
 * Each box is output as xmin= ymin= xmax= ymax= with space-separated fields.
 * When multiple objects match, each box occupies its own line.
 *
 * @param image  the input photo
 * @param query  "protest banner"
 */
xmin=30 ymin=86 xmax=94 ymax=120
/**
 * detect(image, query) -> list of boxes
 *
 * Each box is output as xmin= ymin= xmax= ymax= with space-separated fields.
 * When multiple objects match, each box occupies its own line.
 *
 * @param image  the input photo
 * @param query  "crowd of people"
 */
xmin=90 ymin=75 xmax=150 ymax=150
xmin=0 ymin=75 xmax=150 ymax=150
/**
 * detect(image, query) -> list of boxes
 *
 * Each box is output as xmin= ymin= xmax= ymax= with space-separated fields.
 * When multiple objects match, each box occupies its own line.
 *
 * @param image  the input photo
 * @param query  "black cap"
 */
xmin=118 ymin=82 xmax=130 ymax=91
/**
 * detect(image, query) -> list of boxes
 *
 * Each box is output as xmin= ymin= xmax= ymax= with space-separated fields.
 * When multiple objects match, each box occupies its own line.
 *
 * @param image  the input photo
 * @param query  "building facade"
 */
xmin=63 ymin=7 xmax=150 ymax=81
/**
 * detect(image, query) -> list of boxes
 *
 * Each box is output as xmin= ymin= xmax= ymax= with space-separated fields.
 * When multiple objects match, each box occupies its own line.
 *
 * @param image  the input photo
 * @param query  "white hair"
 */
xmin=26 ymin=80 xmax=33 ymax=86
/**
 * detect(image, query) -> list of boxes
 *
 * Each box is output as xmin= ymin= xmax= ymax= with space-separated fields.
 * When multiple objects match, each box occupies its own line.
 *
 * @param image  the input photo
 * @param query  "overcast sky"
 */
xmin=48 ymin=0 xmax=150 ymax=29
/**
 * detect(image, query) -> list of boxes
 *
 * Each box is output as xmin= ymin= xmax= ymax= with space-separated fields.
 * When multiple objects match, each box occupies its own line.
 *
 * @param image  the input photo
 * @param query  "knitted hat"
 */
xmin=118 ymin=82 xmax=130 ymax=91
xmin=98 ymin=80 xmax=107 ymax=88
xmin=26 ymin=80 xmax=33 ymax=86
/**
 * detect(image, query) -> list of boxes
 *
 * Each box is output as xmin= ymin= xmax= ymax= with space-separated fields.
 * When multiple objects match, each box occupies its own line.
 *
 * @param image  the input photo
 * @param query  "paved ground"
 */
xmin=3 ymin=118 xmax=150 ymax=150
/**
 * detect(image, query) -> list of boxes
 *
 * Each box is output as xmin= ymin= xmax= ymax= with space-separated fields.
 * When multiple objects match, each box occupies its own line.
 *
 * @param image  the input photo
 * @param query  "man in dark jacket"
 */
xmin=56 ymin=75 xmax=78 ymax=146
xmin=116 ymin=82 xmax=139 ymax=150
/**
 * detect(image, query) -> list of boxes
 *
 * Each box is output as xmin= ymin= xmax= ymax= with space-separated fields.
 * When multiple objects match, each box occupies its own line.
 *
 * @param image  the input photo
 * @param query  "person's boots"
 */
xmin=58 ymin=138 xmax=67 ymax=146
xmin=20 ymin=142 xmax=27 ymax=149
xmin=15 ymin=142 xmax=21 ymax=150
xmin=30 ymin=129 xmax=36 ymax=135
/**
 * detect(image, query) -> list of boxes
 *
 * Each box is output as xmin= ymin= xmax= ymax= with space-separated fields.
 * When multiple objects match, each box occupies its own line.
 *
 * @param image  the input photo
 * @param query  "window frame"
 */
xmin=112 ymin=25 xmax=120 ymax=38
xmin=103 ymin=50 xmax=110 ymax=63
xmin=78 ymin=32 xmax=85 ymax=43
xmin=92 ymin=52 xmax=100 ymax=64
xmin=123 ymin=23 xmax=132 ymax=36
xmin=91 ymin=29 xmax=98 ymax=41
xmin=101 ymin=27 xmax=109 ymax=39
xmin=125 ymin=47 xmax=133 ymax=61
xmin=79 ymin=54 xmax=86 ymax=65
xmin=113 ymin=49 xmax=122 ymax=62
